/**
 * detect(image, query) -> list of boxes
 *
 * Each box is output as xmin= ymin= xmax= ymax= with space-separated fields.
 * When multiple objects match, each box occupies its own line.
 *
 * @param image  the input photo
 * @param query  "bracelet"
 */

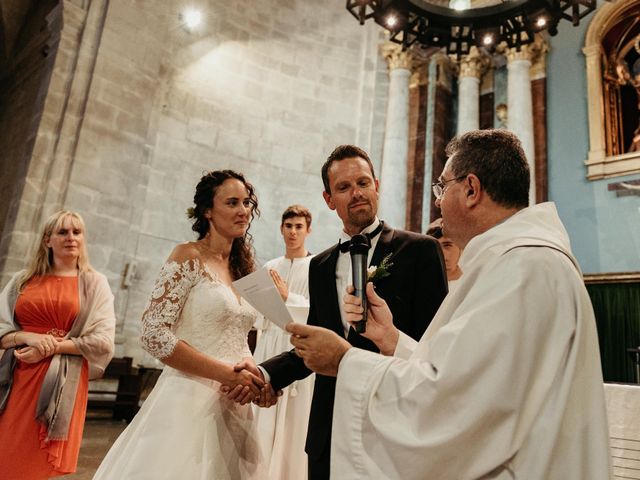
xmin=12 ymin=331 xmax=19 ymax=348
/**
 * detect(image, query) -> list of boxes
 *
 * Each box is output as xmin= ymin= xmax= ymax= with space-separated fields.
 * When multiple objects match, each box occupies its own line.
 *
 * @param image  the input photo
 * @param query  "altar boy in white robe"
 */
xmin=288 ymin=129 xmax=611 ymax=480
xmin=253 ymin=204 xmax=314 ymax=480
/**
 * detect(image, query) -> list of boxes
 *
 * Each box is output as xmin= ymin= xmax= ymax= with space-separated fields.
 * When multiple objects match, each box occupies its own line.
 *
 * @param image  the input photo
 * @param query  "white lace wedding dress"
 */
xmin=93 ymin=258 xmax=263 ymax=480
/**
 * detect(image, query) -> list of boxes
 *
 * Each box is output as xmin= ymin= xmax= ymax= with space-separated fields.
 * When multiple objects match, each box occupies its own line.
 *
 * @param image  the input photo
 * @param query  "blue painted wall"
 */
xmin=547 ymin=6 xmax=640 ymax=274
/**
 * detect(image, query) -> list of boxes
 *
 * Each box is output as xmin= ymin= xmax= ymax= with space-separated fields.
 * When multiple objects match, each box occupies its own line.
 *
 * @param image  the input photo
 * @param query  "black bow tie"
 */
xmin=338 ymin=221 xmax=384 ymax=253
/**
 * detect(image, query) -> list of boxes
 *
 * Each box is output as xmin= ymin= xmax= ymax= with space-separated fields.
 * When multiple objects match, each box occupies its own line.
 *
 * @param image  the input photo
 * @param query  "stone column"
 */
xmin=506 ymin=45 xmax=536 ymax=205
xmin=425 ymin=54 xmax=454 ymax=226
xmin=379 ymin=43 xmax=412 ymax=229
xmin=457 ymin=47 xmax=490 ymax=134
xmin=530 ymin=38 xmax=550 ymax=203
xmin=406 ymin=56 xmax=429 ymax=232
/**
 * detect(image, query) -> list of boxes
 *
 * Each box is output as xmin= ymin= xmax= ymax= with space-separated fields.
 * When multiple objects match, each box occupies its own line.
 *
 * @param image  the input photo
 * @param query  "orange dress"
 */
xmin=0 ymin=276 xmax=89 ymax=479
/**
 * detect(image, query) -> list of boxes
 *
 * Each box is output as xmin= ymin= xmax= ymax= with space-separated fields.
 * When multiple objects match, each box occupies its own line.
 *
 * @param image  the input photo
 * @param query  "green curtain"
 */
xmin=586 ymin=282 xmax=640 ymax=383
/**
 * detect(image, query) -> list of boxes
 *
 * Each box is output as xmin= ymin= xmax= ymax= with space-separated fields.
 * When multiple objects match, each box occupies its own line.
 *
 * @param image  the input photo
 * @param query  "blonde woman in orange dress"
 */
xmin=0 ymin=210 xmax=116 ymax=479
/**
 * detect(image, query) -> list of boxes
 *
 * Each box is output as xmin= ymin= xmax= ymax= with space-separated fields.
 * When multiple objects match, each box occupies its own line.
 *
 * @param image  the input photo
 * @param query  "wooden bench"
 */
xmin=87 ymin=357 xmax=142 ymax=422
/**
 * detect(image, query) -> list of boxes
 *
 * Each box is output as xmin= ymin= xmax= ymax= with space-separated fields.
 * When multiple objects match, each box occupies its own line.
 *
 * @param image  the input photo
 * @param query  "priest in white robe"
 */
xmin=287 ymin=129 xmax=611 ymax=480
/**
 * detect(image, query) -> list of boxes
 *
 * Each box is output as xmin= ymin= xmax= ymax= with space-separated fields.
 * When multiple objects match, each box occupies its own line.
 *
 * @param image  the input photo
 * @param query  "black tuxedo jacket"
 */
xmin=261 ymin=223 xmax=448 ymax=464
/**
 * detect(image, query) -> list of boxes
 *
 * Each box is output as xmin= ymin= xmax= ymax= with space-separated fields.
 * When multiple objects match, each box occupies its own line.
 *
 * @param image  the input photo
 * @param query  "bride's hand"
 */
xmin=236 ymin=357 xmax=261 ymax=378
xmin=221 ymin=365 xmax=263 ymax=404
xmin=221 ymin=358 xmax=264 ymax=405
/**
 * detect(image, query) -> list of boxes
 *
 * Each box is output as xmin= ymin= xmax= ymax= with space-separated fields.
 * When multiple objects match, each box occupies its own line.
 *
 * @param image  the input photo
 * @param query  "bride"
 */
xmin=93 ymin=170 xmax=267 ymax=479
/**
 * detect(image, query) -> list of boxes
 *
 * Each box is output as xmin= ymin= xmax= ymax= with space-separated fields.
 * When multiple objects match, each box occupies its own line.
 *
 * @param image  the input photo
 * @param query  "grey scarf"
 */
xmin=0 ymin=275 xmax=19 ymax=412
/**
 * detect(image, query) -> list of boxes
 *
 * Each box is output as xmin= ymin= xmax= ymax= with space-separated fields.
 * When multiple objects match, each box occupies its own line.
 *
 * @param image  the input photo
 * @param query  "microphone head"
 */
xmin=349 ymin=234 xmax=371 ymax=255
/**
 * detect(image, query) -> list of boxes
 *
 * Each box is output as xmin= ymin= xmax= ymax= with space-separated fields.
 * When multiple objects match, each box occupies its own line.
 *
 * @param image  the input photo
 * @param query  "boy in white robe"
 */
xmin=253 ymin=205 xmax=314 ymax=480
xmin=427 ymin=219 xmax=463 ymax=293
xmin=287 ymin=129 xmax=611 ymax=480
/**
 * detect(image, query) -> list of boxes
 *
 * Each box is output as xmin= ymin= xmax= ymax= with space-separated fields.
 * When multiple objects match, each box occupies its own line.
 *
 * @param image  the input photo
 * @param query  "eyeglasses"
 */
xmin=432 ymin=175 xmax=466 ymax=200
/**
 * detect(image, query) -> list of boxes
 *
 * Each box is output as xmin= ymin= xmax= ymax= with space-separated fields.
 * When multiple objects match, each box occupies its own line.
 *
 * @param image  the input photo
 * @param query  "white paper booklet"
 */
xmin=233 ymin=267 xmax=308 ymax=330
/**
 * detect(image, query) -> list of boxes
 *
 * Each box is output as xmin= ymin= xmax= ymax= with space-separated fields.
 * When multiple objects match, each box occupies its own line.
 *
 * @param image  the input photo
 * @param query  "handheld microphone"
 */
xmin=349 ymin=234 xmax=371 ymax=334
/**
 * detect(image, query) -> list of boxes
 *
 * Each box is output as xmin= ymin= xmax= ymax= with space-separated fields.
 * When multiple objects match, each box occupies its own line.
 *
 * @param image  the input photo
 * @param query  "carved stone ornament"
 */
xmin=458 ymin=46 xmax=491 ymax=79
xmin=381 ymin=42 xmax=413 ymax=70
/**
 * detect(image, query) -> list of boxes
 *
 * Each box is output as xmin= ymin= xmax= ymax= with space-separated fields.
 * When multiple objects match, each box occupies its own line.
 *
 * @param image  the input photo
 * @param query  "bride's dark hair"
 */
xmin=188 ymin=170 xmax=260 ymax=280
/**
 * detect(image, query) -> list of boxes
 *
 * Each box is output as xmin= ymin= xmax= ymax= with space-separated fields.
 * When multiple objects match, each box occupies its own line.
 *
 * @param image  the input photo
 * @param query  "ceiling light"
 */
xmin=346 ymin=0 xmax=597 ymax=56
xmin=181 ymin=9 xmax=202 ymax=31
xmin=449 ymin=0 xmax=470 ymax=11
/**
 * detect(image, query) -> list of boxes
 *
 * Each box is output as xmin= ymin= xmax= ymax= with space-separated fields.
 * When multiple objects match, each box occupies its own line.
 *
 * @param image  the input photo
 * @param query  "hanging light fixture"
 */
xmin=346 ymin=0 xmax=598 ymax=56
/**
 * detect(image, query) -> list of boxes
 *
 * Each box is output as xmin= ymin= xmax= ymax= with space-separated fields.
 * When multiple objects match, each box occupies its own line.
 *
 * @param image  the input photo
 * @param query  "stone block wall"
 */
xmin=0 ymin=0 xmax=61 ymax=276
xmin=1 ymin=0 xmax=387 ymax=364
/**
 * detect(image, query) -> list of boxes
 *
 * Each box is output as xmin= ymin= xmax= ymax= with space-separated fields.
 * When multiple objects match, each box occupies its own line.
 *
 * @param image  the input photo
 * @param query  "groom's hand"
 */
xmin=344 ymin=283 xmax=399 ymax=356
xmin=287 ymin=324 xmax=351 ymax=377
xmin=220 ymin=359 xmax=263 ymax=405
xmin=222 ymin=360 xmax=281 ymax=407
xmin=253 ymin=383 xmax=281 ymax=408
xmin=219 ymin=365 xmax=263 ymax=406
xmin=224 ymin=382 xmax=280 ymax=407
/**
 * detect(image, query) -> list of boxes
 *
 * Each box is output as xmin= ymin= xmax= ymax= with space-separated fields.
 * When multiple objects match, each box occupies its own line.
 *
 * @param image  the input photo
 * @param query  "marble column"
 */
xmin=457 ymin=47 xmax=490 ymax=134
xmin=379 ymin=43 xmax=412 ymax=229
xmin=506 ymin=45 xmax=536 ymax=205
xmin=530 ymin=38 xmax=550 ymax=203
xmin=423 ymin=53 xmax=454 ymax=228
xmin=422 ymin=57 xmax=439 ymax=231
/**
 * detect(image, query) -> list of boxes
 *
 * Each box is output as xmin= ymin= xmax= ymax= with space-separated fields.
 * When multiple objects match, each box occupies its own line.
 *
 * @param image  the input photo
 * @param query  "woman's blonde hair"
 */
xmin=18 ymin=210 xmax=93 ymax=291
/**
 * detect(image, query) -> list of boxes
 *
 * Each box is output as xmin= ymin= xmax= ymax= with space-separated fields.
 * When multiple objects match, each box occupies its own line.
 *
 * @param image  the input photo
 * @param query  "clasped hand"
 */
xmin=221 ymin=282 xmax=398 ymax=400
xmin=221 ymin=359 xmax=281 ymax=407
xmin=14 ymin=332 xmax=63 ymax=364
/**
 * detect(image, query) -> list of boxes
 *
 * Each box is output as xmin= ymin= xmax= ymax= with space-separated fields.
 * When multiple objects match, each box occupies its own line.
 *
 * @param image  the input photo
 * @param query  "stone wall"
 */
xmin=0 ymin=0 xmax=61 ymax=276
xmin=1 ymin=0 xmax=387 ymax=364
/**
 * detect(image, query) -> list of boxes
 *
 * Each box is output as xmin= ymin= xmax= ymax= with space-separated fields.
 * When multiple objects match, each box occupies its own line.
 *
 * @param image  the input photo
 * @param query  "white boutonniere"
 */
xmin=367 ymin=253 xmax=393 ymax=283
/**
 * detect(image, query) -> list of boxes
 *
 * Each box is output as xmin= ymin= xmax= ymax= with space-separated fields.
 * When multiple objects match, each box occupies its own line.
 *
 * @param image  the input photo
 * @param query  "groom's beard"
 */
xmin=347 ymin=200 xmax=376 ymax=231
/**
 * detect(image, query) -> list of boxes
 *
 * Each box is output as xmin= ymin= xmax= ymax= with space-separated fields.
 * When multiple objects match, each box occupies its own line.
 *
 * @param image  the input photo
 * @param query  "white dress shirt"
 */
xmin=259 ymin=218 xmax=383 ymax=383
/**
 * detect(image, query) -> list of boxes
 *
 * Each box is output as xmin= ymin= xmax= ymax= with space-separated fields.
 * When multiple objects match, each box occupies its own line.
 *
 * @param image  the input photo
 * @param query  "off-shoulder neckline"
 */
xmin=164 ymin=257 xmax=244 ymax=306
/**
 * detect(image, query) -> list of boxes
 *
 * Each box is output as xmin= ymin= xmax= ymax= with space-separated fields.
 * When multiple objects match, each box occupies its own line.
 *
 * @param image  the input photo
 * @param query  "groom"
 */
xmin=238 ymin=145 xmax=448 ymax=479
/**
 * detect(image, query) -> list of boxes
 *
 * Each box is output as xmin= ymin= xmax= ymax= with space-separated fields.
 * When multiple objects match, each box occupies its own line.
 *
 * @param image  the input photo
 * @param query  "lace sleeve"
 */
xmin=140 ymin=258 xmax=203 ymax=359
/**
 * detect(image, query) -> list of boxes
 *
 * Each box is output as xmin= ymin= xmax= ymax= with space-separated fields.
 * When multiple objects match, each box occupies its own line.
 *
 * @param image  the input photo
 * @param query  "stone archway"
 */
xmin=584 ymin=0 xmax=640 ymax=179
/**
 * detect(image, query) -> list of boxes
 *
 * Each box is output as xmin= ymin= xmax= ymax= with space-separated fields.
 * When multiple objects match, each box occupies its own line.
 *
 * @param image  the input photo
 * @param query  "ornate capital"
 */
xmin=505 ymin=44 xmax=533 ymax=63
xmin=528 ymin=35 xmax=550 ymax=78
xmin=381 ymin=42 xmax=413 ymax=71
xmin=458 ymin=46 xmax=491 ymax=79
